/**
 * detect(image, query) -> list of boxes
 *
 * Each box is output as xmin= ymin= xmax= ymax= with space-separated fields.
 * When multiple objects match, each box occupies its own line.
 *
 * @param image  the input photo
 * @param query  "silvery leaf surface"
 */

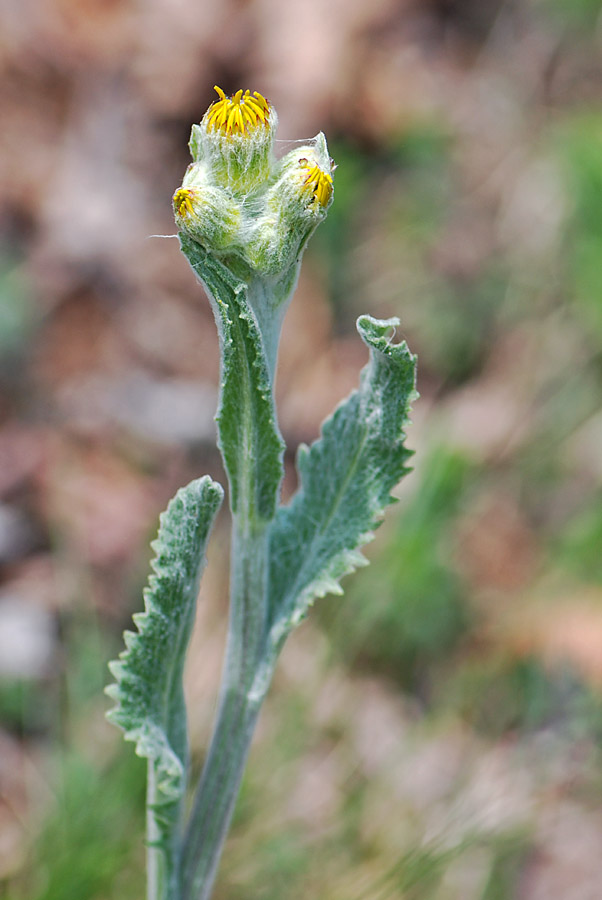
xmin=106 ymin=476 xmax=223 ymax=807
xmin=179 ymin=235 xmax=284 ymax=522
xmin=267 ymin=315 xmax=417 ymax=647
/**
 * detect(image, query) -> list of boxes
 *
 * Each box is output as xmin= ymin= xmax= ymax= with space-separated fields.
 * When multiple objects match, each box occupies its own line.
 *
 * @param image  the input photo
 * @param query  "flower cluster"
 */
xmin=173 ymin=86 xmax=334 ymax=284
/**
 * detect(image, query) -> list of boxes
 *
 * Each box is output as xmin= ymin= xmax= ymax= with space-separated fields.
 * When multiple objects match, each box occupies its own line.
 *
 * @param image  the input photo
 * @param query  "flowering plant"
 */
xmin=106 ymin=86 xmax=417 ymax=900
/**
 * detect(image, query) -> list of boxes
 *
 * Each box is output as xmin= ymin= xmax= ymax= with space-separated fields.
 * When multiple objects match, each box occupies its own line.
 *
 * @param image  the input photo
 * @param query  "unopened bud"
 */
xmin=172 ymin=177 xmax=241 ymax=250
xmin=245 ymin=134 xmax=334 ymax=275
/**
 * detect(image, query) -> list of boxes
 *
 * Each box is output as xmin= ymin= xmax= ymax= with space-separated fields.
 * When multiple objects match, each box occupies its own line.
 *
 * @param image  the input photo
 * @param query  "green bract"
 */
xmin=107 ymin=86 xmax=417 ymax=900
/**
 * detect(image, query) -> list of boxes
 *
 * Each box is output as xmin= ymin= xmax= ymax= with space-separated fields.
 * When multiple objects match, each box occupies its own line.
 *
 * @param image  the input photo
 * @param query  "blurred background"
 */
xmin=1 ymin=0 xmax=602 ymax=897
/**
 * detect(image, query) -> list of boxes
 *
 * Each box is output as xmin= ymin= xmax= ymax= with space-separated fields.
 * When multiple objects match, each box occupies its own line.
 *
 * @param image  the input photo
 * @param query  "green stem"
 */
xmin=181 ymin=521 xmax=272 ymax=900
xmin=146 ymin=764 xmax=161 ymax=900
xmin=176 ymin=243 xmax=287 ymax=900
xmin=147 ymin=764 xmax=183 ymax=900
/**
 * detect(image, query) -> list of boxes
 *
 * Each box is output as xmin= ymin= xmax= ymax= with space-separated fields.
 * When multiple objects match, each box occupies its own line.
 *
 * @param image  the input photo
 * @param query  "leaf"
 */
xmin=106 ymin=476 xmax=223 ymax=805
xmin=179 ymin=235 xmax=284 ymax=521
xmin=267 ymin=315 xmax=417 ymax=646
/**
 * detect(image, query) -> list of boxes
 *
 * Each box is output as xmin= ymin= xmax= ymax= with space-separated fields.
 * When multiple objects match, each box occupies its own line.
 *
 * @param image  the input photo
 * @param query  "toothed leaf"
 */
xmin=267 ymin=316 xmax=417 ymax=646
xmin=106 ymin=476 xmax=223 ymax=805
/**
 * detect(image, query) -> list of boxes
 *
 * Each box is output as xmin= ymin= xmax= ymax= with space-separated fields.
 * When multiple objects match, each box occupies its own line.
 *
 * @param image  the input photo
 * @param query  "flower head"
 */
xmin=172 ymin=182 xmax=241 ymax=250
xmin=190 ymin=85 xmax=277 ymax=196
xmin=299 ymin=159 xmax=334 ymax=208
xmin=205 ymin=86 xmax=271 ymax=137
xmin=173 ymin=187 xmax=195 ymax=217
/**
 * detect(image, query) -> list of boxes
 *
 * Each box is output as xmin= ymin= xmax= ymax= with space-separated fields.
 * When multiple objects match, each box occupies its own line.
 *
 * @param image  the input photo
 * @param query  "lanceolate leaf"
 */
xmin=179 ymin=235 xmax=284 ymax=522
xmin=106 ymin=476 xmax=223 ymax=804
xmin=267 ymin=316 xmax=417 ymax=647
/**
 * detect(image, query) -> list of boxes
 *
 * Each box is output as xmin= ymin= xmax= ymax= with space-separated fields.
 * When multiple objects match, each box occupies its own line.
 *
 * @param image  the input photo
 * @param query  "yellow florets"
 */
xmin=299 ymin=160 xmax=333 ymax=208
xmin=173 ymin=188 xmax=195 ymax=217
xmin=205 ymin=85 xmax=271 ymax=137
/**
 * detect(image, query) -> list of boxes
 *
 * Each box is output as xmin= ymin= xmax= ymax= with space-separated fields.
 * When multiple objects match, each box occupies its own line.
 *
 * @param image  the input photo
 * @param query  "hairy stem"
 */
xmin=181 ymin=520 xmax=271 ymax=900
xmin=147 ymin=764 xmax=183 ymax=900
xmin=176 ymin=241 xmax=285 ymax=900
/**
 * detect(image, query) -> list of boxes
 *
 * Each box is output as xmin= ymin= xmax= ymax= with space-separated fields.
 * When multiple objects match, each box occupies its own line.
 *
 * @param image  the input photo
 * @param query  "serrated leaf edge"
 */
xmin=268 ymin=314 xmax=417 ymax=645
xmin=105 ymin=476 xmax=223 ymax=804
